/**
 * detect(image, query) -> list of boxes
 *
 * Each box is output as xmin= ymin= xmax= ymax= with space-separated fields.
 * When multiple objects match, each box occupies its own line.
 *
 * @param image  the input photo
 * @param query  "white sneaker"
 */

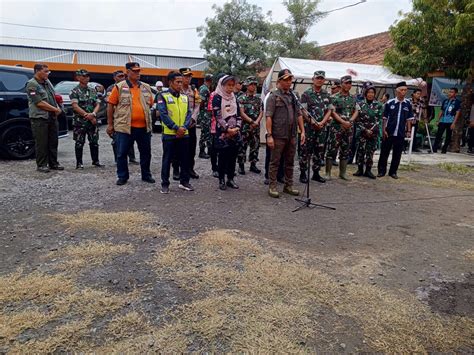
xmin=178 ymin=183 xmax=194 ymax=191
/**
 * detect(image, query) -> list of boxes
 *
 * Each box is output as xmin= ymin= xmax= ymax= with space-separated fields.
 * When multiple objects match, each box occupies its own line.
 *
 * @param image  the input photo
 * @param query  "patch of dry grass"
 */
xmin=147 ymin=229 xmax=474 ymax=353
xmin=463 ymin=249 xmax=474 ymax=261
xmin=52 ymin=210 xmax=168 ymax=237
xmin=106 ymin=311 xmax=152 ymax=340
xmin=46 ymin=240 xmax=134 ymax=270
xmin=438 ymin=162 xmax=473 ymax=175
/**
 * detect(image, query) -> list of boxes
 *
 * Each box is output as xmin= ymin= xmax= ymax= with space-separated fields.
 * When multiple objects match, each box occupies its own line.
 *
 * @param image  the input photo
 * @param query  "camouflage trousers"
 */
xmin=356 ymin=136 xmax=377 ymax=168
xmin=326 ymin=126 xmax=352 ymax=161
xmin=299 ymin=128 xmax=325 ymax=173
xmin=199 ymin=111 xmax=211 ymax=151
xmin=73 ymin=120 xmax=99 ymax=149
xmin=238 ymin=123 xmax=260 ymax=164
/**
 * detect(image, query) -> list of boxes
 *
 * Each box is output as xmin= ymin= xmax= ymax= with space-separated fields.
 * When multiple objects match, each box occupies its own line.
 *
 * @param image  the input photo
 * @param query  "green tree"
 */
xmin=270 ymin=0 xmax=324 ymax=59
xmin=197 ymin=0 xmax=272 ymax=78
xmin=384 ymin=0 xmax=474 ymax=80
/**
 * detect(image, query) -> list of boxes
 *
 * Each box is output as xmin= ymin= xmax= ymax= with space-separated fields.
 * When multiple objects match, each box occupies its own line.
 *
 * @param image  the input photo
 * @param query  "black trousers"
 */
xmin=173 ymin=126 xmax=197 ymax=173
xmin=434 ymin=122 xmax=452 ymax=153
xmin=377 ymin=135 xmax=404 ymax=176
xmin=210 ymin=134 xmax=218 ymax=172
xmin=162 ymin=137 xmax=190 ymax=186
xmin=468 ymin=127 xmax=474 ymax=150
xmin=218 ymin=145 xmax=238 ymax=180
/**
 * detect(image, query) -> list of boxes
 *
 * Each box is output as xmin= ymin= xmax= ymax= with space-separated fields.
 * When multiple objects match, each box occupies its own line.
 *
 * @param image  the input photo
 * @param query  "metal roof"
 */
xmin=0 ymin=36 xmax=205 ymax=59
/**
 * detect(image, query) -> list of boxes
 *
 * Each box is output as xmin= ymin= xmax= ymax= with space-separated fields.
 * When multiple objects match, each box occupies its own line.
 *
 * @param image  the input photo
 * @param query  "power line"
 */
xmin=321 ymin=0 xmax=367 ymax=14
xmin=0 ymin=21 xmax=197 ymax=33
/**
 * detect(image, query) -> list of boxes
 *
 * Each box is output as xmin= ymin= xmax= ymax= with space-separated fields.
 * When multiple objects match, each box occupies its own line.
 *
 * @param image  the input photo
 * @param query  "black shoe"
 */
xmin=116 ymin=179 xmax=127 ymax=186
xmin=199 ymin=151 xmax=210 ymax=159
xmin=377 ymin=172 xmax=385 ymax=178
xmin=92 ymin=161 xmax=104 ymax=167
xmin=179 ymin=182 xmax=194 ymax=191
xmin=277 ymin=176 xmax=285 ymax=184
xmin=299 ymin=171 xmax=308 ymax=183
xmin=190 ymin=170 xmax=200 ymax=179
xmin=412 ymin=148 xmax=421 ymax=153
xmin=142 ymin=177 xmax=156 ymax=184
xmin=49 ymin=165 xmax=64 ymax=171
xmin=212 ymin=171 xmax=219 ymax=178
xmin=364 ymin=169 xmax=376 ymax=179
xmin=226 ymin=179 xmax=239 ymax=189
xmin=238 ymin=163 xmax=245 ymax=175
xmin=249 ymin=164 xmax=261 ymax=174
xmin=219 ymin=179 xmax=226 ymax=190
xmin=129 ymin=159 xmax=140 ymax=165
xmin=160 ymin=185 xmax=170 ymax=194
xmin=389 ymin=173 xmax=399 ymax=179
xmin=441 ymin=151 xmax=447 ymax=154
xmin=76 ymin=163 xmax=84 ymax=170
xmin=37 ymin=166 xmax=50 ymax=173
xmin=353 ymin=165 xmax=364 ymax=177
xmin=312 ymin=171 xmax=326 ymax=183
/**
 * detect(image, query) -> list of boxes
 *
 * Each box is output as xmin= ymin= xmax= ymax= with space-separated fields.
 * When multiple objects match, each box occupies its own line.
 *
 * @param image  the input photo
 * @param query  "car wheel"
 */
xmin=0 ymin=124 xmax=36 ymax=159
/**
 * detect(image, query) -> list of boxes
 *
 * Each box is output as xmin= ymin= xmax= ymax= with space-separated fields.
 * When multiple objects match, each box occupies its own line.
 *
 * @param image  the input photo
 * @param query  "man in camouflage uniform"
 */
xmin=353 ymin=83 xmax=383 ymax=179
xmin=70 ymin=69 xmax=104 ymax=169
xmin=198 ymin=74 xmax=213 ymax=159
xmin=408 ymin=88 xmax=426 ymax=152
xmin=299 ymin=71 xmax=333 ymax=184
xmin=234 ymin=79 xmax=244 ymax=99
xmin=238 ymin=76 xmax=263 ymax=175
xmin=106 ymin=70 xmax=138 ymax=164
xmin=326 ymin=75 xmax=359 ymax=180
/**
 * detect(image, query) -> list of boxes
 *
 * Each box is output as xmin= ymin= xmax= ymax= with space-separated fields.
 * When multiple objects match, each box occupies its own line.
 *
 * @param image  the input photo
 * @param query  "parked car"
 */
xmin=54 ymin=80 xmax=101 ymax=129
xmin=0 ymin=65 xmax=68 ymax=160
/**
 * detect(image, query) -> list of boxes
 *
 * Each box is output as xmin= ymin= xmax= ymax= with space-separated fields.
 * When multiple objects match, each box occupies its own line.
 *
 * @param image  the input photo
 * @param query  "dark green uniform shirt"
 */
xmin=26 ymin=78 xmax=57 ymax=119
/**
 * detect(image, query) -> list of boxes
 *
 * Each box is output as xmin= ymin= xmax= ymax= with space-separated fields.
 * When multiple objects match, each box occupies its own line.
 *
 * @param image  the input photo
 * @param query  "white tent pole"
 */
xmin=425 ymin=120 xmax=434 ymax=153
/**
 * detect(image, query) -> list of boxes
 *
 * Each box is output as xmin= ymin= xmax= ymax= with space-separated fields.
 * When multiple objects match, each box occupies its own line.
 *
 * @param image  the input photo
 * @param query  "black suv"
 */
xmin=0 ymin=65 xmax=68 ymax=159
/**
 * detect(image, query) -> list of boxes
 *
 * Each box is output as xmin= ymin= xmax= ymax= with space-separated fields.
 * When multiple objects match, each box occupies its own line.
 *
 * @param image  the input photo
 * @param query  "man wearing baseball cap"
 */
xmin=106 ymin=62 xmax=155 ymax=186
xmin=265 ymin=69 xmax=305 ymax=198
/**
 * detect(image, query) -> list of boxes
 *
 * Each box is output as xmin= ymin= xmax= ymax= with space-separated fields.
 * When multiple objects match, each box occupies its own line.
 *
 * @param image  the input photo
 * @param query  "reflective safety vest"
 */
xmin=162 ymin=92 xmax=189 ymax=136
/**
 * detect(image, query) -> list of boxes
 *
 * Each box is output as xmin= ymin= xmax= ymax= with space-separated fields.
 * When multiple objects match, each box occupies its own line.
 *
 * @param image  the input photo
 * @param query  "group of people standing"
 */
xmin=26 ymin=61 xmax=467 ymax=199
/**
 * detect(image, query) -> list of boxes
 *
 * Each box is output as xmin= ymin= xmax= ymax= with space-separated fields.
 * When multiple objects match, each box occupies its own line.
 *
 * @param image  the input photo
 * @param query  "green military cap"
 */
xmin=245 ymin=76 xmax=258 ymax=85
xmin=76 ymin=69 xmax=89 ymax=76
xmin=313 ymin=70 xmax=326 ymax=78
xmin=340 ymin=75 xmax=352 ymax=83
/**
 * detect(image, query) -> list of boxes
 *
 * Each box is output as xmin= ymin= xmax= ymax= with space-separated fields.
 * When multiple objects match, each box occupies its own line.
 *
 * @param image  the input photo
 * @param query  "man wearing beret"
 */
xmin=106 ymin=62 xmax=155 ymax=185
xmin=238 ymin=76 xmax=264 ymax=175
xmin=299 ymin=70 xmax=333 ymax=184
xmin=265 ymin=69 xmax=305 ymax=198
xmin=377 ymin=81 xmax=414 ymax=179
xmin=70 ymin=69 xmax=104 ymax=169
xmin=326 ymin=75 xmax=359 ymax=180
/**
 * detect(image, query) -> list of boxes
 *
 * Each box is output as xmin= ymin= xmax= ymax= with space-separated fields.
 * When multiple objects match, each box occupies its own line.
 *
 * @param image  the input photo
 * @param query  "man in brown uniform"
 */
xmin=265 ymin=69 xmax=305 ymax=198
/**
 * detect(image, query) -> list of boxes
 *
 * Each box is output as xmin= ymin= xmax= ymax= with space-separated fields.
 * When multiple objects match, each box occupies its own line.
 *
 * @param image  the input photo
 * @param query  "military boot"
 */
xmin=268 ymin=188 xmax=279 ymax=198
xmin=249 ymin=162 xmax=261 ymax=174
xmin=311 ymin=170 xmax=326 ymax=183
xmin=90 ymin=145 xmax=104 ymax=167
xmin=199 ymin=148 xmax=210 ymax=159
xmin=339 ymin=159 xmax=350 ymax=180
xmin=364 ymin=166 xmax=376 ymax=179
xmin=299 ymin=170 xmax=308 ymax=183
xmin=324 ymin=158 xmax=333 ymax=180
xmin=238 ymin=163 xmax=245 ymax=175
xmin=75 ymin=146 xmax=84 ymax=170
xmin=353 ymin=164 xmax=364 ymax=176
xmin=283 ymin=186 xmax=299 ymax=196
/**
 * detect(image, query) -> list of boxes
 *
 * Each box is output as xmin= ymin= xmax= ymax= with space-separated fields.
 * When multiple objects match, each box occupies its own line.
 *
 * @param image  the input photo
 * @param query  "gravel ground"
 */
xmin=1 ymin=128 xmax=473 ymax=352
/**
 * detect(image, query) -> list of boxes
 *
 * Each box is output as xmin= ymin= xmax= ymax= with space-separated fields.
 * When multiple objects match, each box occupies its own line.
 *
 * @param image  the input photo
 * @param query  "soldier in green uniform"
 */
xmin=70 ymin=69 xmax=103 ymax=169
xmin=238 ymin=76 xmax=263 ymax=175
xmin=299 ymin=71 xmax=333 ymax=184
xmin=26 ymin=63 xmax=64 ymax=173
xmin=198 ymin=74 xmax=213 ymax=159
xmin=326 ymin=75 xmax=359 ymax=180
xmin=353 ymin=83 xmax=382 ymax=179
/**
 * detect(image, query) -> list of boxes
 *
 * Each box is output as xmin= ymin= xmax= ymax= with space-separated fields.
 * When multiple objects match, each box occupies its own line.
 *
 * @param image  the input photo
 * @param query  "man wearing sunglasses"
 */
xmin=70 ymin=69 xmax=103 ymax=169
xmin=106 ymin=70 xmax=138 ymax=165
xmin=106 ymin=62 xmax=155 ymax=186
xmin=26 ymin=63 xmax=64 ymax=173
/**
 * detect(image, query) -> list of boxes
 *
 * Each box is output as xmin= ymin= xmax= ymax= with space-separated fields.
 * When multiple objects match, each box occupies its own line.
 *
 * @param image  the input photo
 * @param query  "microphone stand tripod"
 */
xmin=291 ymin=91 xmax=335 ymax=213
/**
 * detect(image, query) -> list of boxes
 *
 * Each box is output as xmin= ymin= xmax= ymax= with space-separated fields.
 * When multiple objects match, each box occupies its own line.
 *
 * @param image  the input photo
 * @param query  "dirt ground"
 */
xmin=1 ymin=129 xmax=473 ymax=353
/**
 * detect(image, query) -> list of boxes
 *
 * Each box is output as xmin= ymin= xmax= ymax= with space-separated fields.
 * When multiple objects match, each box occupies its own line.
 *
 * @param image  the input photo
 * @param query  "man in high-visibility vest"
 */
xmin=157 ymin=70 xmax=194 ymax=194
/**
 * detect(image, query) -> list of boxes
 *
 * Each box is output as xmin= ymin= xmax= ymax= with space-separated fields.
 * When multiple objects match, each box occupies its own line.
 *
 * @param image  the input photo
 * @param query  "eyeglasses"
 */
xmin=130 ymin=69 xmax=141 ymax=73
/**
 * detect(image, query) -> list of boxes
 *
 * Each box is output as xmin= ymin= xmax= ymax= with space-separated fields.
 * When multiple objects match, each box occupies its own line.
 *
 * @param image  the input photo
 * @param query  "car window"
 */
xmin=54 ymin=82 xmax=78 ymax=95
xmin=0 ymin=71 xmax=31 ymax=92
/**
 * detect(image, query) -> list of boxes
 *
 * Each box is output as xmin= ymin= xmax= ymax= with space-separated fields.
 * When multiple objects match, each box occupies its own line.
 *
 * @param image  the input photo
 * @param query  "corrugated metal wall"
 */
xmin=0 ymin=45 xmax=207 ymax=70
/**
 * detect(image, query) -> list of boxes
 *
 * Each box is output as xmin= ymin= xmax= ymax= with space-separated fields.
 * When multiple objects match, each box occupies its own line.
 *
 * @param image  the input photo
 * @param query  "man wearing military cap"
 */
xmin=238 ymin=76 xmax=263 ymax=175
xmin=265 ymin=69 xmax=305 ymax=198
xmin=198 ymin=74 xmax=213 ymax=160
xmin=299 ymin=70 xmax=333 ymax=184
xmin=326 ymin=75 xmax=359 ymax=180
xmin=331 ymin=80 xmax=341 ymax=96
xmin=70 ymin=69 xmax=104 ymax=169
xmin=173 ymin=67 xmax=201 ymax=179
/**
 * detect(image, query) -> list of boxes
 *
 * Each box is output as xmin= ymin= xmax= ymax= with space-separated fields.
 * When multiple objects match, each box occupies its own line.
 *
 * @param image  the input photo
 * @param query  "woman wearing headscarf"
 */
xmin=354 ymin=83 xmax=383 ymax=179
xmin=212 ymin=75 xmax=242 ymax=190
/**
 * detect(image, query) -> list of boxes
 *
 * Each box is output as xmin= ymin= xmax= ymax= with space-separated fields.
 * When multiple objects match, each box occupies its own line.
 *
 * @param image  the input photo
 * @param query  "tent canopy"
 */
xmin=262 ymin=57 xmax=422 ymax=95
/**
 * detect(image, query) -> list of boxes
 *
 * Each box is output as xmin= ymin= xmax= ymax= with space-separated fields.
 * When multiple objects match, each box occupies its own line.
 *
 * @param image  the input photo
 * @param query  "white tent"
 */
xmin=262 ymin=57 xmax=422 ymax=96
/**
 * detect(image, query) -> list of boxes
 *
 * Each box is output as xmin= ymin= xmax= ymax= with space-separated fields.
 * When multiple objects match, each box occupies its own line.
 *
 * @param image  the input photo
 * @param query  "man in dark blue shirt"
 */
xmin=377 ymin=81 xmax=414 ymax=179
xmin=433 ymin=87 xmax=461 ymax=154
